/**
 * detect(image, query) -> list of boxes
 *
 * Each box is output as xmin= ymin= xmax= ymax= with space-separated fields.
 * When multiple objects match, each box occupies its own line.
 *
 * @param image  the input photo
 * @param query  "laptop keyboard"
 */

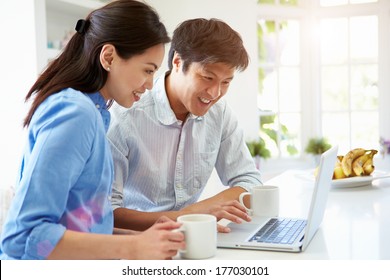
xmin=248 ymin=218 xmax=307 ymax=244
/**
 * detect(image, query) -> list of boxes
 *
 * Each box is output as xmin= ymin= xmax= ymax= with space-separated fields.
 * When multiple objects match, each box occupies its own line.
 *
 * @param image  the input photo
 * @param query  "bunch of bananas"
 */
xmin=333 ymin=148 xmax=378 ymax=180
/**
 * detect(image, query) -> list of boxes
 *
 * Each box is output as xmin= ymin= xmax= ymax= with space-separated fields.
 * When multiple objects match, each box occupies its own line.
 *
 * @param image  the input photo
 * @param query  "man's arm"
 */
xmin=114 ymin=186 xmax=251 ymax=232
xmin=114 ymin=208 xmax=184 ymax=231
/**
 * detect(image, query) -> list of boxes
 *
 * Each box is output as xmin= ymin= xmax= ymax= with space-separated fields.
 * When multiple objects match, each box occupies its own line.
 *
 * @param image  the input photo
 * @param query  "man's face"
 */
xmin=169 ymin=59 xmax=235 ymax=120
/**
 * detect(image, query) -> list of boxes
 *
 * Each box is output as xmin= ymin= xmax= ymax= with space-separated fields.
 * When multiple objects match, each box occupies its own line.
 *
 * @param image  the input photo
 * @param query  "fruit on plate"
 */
xmin=333 ymin=148 xmax=378 ymax=180
xmin=341 ymin=148 xmax=366 ymax=177
xmin=333 ymin=156 xmax=347 ymax=179
xmin=362 ymin=150 xmax=377 ymax=175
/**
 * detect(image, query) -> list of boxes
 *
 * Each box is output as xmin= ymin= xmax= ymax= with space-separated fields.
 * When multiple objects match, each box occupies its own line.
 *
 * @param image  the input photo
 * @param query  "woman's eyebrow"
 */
xmin=146 ymin=62 xmax=158 ymax=70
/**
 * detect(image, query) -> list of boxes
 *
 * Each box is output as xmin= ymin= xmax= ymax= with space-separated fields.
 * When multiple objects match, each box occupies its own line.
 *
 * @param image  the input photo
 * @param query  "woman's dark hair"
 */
xmin=24 ymin=0 xmax=170 ymax=127
xmin=168 ymin=18 xmax=249 ymax=73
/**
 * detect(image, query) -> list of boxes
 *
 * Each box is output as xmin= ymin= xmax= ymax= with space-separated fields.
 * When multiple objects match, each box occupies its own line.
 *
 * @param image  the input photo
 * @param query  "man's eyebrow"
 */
xmin=207 ymin=72 xmax=235 ymax=81
xmin=203 ymin=68 xmax=234 ymax=80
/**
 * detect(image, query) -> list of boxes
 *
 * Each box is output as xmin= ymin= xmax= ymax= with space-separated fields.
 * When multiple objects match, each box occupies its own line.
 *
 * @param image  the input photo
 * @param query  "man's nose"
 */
xmin=207 ymin=84 xmax=222 ymax=100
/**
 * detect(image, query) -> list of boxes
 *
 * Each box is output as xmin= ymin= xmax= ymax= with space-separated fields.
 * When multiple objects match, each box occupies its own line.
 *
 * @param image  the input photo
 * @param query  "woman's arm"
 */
xmin=48 ymin=220 xmax=185 ymax=260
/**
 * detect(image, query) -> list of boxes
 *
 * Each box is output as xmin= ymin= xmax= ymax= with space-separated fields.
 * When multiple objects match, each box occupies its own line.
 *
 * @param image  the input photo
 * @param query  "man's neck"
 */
xmin=165 ymin=73 xmax=189 ymax=122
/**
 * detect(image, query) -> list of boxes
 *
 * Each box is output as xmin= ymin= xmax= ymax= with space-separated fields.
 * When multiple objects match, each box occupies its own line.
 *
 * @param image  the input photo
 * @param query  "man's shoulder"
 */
xmin=132 ymin=92 xmax=156 ymax=111
xmin=111 ymin=93 xmax=155 ymax=116
xmin=211 ymin=98 xmax=227 ymax=111
xmin=206 ymin=99 xmax=232 ymax=118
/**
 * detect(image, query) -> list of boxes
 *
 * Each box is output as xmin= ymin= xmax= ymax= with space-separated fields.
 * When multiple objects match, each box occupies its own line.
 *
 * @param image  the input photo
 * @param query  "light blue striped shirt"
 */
xmin=0 ymin=89 xmax=114 ymax=259
xmin=107 ymin=73 xmax=262 ymax=212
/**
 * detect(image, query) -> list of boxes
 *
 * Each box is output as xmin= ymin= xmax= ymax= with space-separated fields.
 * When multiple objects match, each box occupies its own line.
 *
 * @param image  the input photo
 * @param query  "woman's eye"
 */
xmin=146 ymin=70 xmax=154 ymax=75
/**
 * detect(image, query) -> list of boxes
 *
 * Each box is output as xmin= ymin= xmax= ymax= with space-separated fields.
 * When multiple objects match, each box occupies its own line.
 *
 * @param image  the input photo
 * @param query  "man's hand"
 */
xmin=182 ymin=199 xmax=251 ymax=233
xmin=155 ymin=215 xmax=175 ymax=224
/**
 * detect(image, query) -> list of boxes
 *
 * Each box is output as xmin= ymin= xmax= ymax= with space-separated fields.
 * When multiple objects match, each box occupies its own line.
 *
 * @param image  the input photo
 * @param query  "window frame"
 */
xmin=257 ymin=0 xmax=390 ymax=172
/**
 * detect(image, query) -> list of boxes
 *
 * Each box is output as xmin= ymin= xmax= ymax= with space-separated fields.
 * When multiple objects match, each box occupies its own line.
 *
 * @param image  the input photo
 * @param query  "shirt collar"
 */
xmin=152 ymin=72 xmax=203 ymax=125
xmin=86 ymin=92 xmax=111 ymax=132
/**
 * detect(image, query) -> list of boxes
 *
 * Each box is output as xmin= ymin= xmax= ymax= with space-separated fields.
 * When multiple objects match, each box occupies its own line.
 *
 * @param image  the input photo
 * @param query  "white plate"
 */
xmin=331 ymin=171 xmax=390 ymax=188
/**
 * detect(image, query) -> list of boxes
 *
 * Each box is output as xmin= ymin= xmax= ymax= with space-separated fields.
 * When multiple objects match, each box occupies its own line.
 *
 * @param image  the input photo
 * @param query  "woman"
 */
xmin=0 ymin=0 xmax=184 ymax=260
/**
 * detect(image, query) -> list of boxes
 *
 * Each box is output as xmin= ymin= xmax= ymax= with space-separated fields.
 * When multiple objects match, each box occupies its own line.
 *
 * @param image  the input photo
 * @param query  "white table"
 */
xmin=210 ymin=170 xmax=390 ymax=260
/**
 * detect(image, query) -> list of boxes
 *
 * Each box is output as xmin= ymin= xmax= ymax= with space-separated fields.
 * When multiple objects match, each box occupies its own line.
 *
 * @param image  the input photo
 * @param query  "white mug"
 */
xmin=176 ymin=214 xmax=217 ymax=259
xmin=239 ymin=185 xmax=279 ymax=217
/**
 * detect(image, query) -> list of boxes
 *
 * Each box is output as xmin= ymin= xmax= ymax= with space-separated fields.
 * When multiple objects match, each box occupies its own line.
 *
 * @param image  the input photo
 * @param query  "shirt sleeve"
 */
xmin=0 ymin=95 xmax=97 ymax=259
xmin=214 ymin=102 xmax=263 ymax=191
xmin=107 ymin=105 xmax=130 ymax=211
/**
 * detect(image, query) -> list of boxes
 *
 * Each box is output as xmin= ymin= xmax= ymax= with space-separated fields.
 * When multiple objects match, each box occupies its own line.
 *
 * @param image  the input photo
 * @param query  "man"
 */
xmin=107 ymin=18 xmax=262 ymax=232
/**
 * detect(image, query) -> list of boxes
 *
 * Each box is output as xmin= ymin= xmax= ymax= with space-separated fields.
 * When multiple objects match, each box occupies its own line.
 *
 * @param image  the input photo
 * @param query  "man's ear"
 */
xmin=100 ymin=44 xmax=115 ymax=71
xmin=172 ymin=52 xmax=182 ymax=71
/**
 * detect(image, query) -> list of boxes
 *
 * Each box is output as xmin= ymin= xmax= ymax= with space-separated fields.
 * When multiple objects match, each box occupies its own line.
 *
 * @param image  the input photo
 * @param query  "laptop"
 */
xmin=217 ymin=145 xmax=338 ymax=252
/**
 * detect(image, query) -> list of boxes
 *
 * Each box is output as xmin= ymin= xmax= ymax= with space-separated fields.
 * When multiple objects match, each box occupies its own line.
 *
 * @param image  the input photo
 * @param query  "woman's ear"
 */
xmin=100 ymin=44 xmax=115 ymax=72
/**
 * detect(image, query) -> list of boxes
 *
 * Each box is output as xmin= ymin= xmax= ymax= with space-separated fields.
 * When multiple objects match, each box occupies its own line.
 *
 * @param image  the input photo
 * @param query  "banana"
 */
xmin=362 ymin=150 xmax=378 ymax=175
xmin=363 ymin=159 xmax=375 ymax=175
xmin=352 ymin=152 xmax=370 ymax=176
xmin=333 ymin=162 xmax=347 ymax=179
xmin=341 ymin=148 xmax=366 ymax=177
xmin=333 ymin=148 xmax=378 ymax=179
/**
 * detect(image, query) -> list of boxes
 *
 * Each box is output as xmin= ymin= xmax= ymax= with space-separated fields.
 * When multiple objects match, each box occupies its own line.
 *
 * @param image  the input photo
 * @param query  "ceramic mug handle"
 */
xmin=172 ymin=226 xmax=186 ymax=254
xmin=239 ymin=192 xmax=253 ymax=215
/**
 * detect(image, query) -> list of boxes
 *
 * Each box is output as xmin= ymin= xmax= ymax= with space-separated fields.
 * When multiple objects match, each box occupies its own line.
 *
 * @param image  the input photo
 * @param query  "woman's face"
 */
xmin=100 ymin=43 xmax=165 ymax=108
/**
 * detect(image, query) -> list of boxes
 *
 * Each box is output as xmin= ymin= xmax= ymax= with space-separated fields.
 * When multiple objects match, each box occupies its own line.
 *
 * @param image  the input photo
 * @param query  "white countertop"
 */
xmin=203 ymin=169 xmax=390 ymax=260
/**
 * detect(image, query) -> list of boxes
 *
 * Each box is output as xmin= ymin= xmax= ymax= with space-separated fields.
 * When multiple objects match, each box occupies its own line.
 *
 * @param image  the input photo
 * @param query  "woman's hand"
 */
xmin=130 ymin=220 xmax=185 ymax=260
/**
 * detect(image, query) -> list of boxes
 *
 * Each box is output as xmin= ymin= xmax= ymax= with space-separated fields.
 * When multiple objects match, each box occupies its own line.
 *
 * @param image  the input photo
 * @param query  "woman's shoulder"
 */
xmin=52 ymin=88 xmax=95 ymax=107
xmin=32 ymin=88 xmax=100 ymax=129
xmin=43 ymin=88 xmax=97 ymax=115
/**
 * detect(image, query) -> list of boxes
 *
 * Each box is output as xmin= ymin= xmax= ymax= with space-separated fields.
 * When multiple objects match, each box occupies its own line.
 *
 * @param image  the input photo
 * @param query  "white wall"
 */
xmin=0 ymin=0 xmax=42 ymax=188
xmin=0 ymin=0 xmax=260 ymax=188
xmin=146 ymin=0 xmax=260 ymax=140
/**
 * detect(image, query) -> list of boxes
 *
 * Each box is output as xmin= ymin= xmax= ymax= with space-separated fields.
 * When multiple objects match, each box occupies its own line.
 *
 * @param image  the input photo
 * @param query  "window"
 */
xmin=258 ymin=19 xmax=301 ymax=158
xmin=257 ymin=0 xmax=384 ymax=159
xmin=320 ymin=15 xmax=378 ymax=153
xmin=320 ymin=0 xmax=377 ymax=6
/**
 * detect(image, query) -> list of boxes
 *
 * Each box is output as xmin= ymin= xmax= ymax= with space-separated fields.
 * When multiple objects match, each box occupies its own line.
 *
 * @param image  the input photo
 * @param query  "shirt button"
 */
xmin=96 ymin=104 xmax=100 ymax=109
xmin=177 ymin=184 xmax=183 ymax=189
